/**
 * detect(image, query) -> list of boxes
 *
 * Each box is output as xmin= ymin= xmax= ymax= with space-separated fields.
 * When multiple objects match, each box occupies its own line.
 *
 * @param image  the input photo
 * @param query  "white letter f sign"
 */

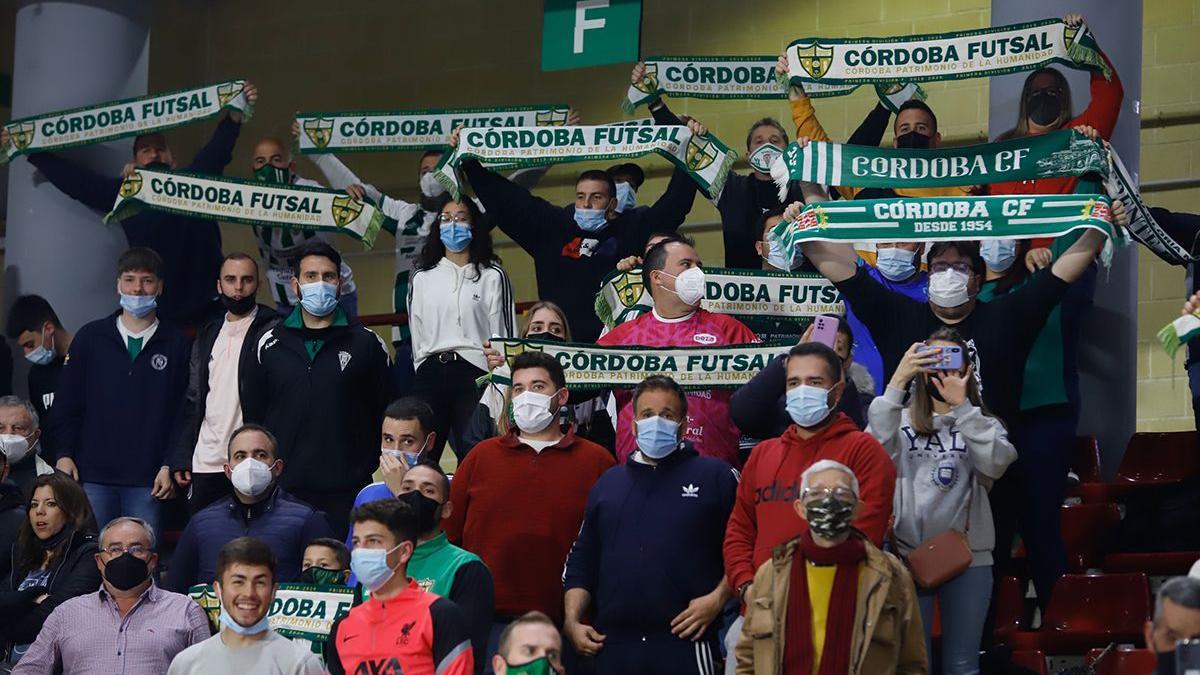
xmin=573 ymin=0 xmax=608 ymax=54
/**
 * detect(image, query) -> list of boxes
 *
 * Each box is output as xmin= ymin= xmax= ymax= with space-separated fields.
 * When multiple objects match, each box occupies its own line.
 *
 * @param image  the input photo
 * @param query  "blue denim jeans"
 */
xmin=82 ymin=482 xmax=163 ymax=535
xmin=918 ymin=565 xmax=993 ymax=675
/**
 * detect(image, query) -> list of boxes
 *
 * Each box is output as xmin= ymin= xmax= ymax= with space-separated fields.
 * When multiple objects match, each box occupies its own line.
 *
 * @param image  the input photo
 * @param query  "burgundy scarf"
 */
xmin=783 ymin=532 xmax=867 ymax=675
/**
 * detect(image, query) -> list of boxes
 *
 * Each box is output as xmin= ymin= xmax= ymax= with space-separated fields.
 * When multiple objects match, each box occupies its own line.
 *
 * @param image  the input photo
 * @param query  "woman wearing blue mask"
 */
xmin=408 ymin=199 xmax=516 ymax=465
xmin=867 ymin=328 xmax=1016 ymax=675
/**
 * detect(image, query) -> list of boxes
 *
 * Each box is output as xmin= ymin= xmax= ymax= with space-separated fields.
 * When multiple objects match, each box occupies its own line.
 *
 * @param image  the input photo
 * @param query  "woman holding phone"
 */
xmin=867 ymin=327 xmax=1016 ymax=675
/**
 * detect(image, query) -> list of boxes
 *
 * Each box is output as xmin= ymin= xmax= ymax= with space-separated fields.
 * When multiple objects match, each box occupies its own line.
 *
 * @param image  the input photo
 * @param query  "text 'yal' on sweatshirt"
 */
xmin=866 ymin=385 xmax=1018 ymax=567
xmin=722 ymin=414 xmax=895 ymax=591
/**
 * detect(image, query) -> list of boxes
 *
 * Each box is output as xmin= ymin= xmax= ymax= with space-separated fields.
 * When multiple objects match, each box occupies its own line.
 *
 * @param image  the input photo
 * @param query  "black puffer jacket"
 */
xmin=0 ymin=529 xmax=101 ymax=645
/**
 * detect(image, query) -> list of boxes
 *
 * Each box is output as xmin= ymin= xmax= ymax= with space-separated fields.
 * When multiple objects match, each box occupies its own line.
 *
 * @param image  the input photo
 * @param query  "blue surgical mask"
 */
xmin=764 ymin=237 xmax=802 ymax=272
xmin=875 ymin=247 xmax=917 ymax=282
xmin=350 ymin=544 xmax=403 ymax=592
xmin=219 ymin=606 xmax=271 ymax=635
xmin=119 ymin=293 xmax=157 ymax=318
xmin=298 ymin=281 xmax=338 ymax=317
xmin=786 ymin=384 xmax=833 ymax=428
xmin=574 ymin=207 xmax=609 ymax=233
xmin=25 ymin=328 xmax=55 ymax=366
xmin=635 ymin=416 xmax=680 ymax=459
xmin=615 ymin=182 xmax=637 ymax=212
xmin=980 ymin=239 xmax=1018 ymax=273
xmin=440 ymin=223 xmax=473 ymax=253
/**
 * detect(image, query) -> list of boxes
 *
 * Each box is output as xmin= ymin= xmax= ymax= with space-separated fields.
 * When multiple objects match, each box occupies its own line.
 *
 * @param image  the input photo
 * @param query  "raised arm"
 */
xmin=186 ymin=114 xmax=242 ymax=175
xmin=1065 ymin=15 xmax=1123 ymax=140
xmin=783 ymin=198 xmax=859 ymax=283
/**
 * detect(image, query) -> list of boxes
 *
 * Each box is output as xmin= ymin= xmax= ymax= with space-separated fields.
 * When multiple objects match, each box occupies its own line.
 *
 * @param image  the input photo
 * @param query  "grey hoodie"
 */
xmin=867 ymin=385 xmax=1017 ymax=567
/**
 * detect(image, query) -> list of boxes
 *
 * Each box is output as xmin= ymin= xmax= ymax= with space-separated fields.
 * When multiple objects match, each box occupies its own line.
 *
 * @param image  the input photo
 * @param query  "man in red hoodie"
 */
xmin=723 ymin=341 xmax=895 ymax=664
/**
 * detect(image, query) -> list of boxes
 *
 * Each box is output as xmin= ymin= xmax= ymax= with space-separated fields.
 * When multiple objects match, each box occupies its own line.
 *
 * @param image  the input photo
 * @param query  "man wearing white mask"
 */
xmin=241 ymin=242 xmax=396 ymax=534
xmin=166 ymin=424 xmax=334 ymax=592
xmin=0 ymin=397 xmax=53 ymax=497
xmin=6 ymin=296 xmax=73 ymax=423
xmin=169 ymin=537 xmax=324 ymax=674
xmin=843 ymin=242 xmax=929 ymax=396
xmin=598 ymin=234 xmax=759 ymax=467
xmin=50 ymin=248 xmax=191 ymax=534
xmin=564 ymin=375 xmax=738 ymax=674
xmin=445 ymin=351 xmax=613 ymax=665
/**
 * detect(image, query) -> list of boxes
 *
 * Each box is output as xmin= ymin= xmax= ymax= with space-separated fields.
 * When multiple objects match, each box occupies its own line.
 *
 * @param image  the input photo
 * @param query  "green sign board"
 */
xmin=541 ymin=0 xmax=641 ymax=72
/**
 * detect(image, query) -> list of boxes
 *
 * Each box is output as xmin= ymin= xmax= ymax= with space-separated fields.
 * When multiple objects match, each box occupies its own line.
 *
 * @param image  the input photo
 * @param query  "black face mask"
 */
xmin=142 ymin=161 xmax=171 ymax=172
xmin=35 ymin=526 xmax=72 ymax=550
xmin=300 ymin=566 xmax=345 ymax=586
xmin=925 ymin=376 xmax=946 ymax=403
xmin=525 ymin=332 xmax=565 ymax=343
xmin=1156 ymin=651 xmax=1176 ymax=675
xmin=895 ymin=131 xmax=932 ymax=149
xmin=103 ymin=552 xmax=150 ymax=591
xmin=221 ymin=294 xmax=257 ymax=316
xmin=397 ymin=490 xmax=442 ymax=535
xmin=1026 ymin=90 xmax=1063 ymax=126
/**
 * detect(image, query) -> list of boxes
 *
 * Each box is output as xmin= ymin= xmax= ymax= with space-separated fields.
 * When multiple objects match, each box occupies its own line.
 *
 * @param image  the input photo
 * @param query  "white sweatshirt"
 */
xmin=407 ymin=257 xmax=516 ymax=371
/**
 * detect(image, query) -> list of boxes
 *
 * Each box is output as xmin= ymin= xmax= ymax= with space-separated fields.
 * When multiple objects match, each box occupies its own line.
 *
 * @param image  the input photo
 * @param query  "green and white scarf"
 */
xmin=489 ymin=338 xmax=785 ymax=390
xmin=435 ymin=124 xmax=736 ymax=201
xmin=1159 ymin=313 xmax=1200 ymax=359
xmin=770 ymin=128 xmax=1107 ymax=198
xmin=105 ymin=168 xmax=392 ymax=247
xmin=783 ymin=18 xmax=1111 ymax=87
xmin=295 ymin=104 xmax=570 ymax=153
xmin=770 ymin=194 xmax=1116 ymax=251
xmin=1103 ymin=147 xmax=1198 ymax=265
xmin=2 ymin=80 xmax=252 ymax=164
xmin=189 ymin=583 xmax=354 ymax=646
xmin=595 ymin=266 xmax=843 ymax=329
xmin=623 ymin=56 xmax=925 ymax=114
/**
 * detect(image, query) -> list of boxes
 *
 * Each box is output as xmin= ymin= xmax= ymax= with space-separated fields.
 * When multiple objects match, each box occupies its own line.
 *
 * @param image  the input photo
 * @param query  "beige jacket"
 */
xmin=735 ymin=533 xmax=927 ymax=675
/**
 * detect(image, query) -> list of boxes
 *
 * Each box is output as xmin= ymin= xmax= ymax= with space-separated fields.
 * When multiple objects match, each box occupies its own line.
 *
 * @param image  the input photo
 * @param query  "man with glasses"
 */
xmin=733 ymin=461 xmax=925 ymax=674
xmin=13 ymin=517 xmax=210 ymax=674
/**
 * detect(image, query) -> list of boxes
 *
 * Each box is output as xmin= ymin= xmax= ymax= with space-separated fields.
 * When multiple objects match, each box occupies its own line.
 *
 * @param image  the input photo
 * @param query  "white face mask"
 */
xmin=0 ymin=434 xmax=34 ymax=465
xmin=229 ymin=458 xmax=275 ymax=497
xmin=419 ymin=171 xmax=446 ymax=199
xmin=927 ymin=269 xmax=971 ymax=308
xmin=661 ymin=267 xmax=706 ymax=307
xmin=511 ymin=390 xmax=560 ymax=434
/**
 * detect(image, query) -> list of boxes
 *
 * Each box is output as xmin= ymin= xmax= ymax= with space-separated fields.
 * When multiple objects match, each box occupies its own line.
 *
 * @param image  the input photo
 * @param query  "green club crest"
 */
xmin=118 ymin=171 xmax=144 ymax=199
xmin=633 ymin=63 xmax=661 ymax=95
xmin=303 ymin=118 xmax=334 ymax=149
xmin=8 ymin=122 xmax=36 ymax=151
xmin=685 ymin=137 xmax=718 ymax=172
xmin=612 ymin=273 xmax=645 ymax=308
xmin=535 ymin=109 xmax=569 ymax=127
xmin=1064 ymin=24 xmax=1079 ymax=47
xmin=331 ymin=195 xmax=364 ymax=227
xmin=217 ymin=82 xmax=244 ymax=108
xmin=503 ymin=341 xmax=543 ymax=367
xmin=189 ymin=586 xmax=222 ymax=632
xmin=795 ymin=43 xmax=834 ymax=80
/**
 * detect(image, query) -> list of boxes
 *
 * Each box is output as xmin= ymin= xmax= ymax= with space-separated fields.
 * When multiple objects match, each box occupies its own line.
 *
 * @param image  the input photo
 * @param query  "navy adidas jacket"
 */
xmin=563 ymin=444 xmax=738 ymax=640
xmin=49 ymin=312 xmax=191 ymax=486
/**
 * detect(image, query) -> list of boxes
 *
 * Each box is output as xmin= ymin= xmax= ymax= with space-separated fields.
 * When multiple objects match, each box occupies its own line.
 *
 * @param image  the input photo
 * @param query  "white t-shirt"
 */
xmin=519 ymin=437 xmax=561 ymax=454
xmin=192 ymin=310 xmax=257 ymax=473
xmin=167 ymin=630 xmax=323 ymax=675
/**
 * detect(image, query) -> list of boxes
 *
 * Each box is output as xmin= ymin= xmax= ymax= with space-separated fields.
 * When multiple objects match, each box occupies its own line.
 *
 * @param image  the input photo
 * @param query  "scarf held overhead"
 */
xmin=623 ymin=56 xmax=925 ymax=113
xmin=2 ymin=80 xmax=253 ymax=164
xmin=435 ymin=124 xmax=736 ymax=201
xmin=295 ymin=104 xmax=570 ymax=153
xmin=770 ymin=193 xmax=1116 ymax=251
xmin=770 ymin=128 xmax=1108 ymax=199
xmin=783 ymin=18 xmax=1111 ymax=87
xmin=594 ymin=266 xmax=843 ymax=330
xmin=105 ymin=168 xmax=392 ymax=248
xmin=488 ymin=338 xmax=786 ymax=390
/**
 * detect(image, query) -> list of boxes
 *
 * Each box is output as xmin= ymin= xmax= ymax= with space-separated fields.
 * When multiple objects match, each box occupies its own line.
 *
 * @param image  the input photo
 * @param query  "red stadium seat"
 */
xmin=993 ymin=576 xmax=1027 ymax=639
xmin=1060 ymin=503 xmax=1121 ymax=571
xmin=1010 ymin=650 xmax=1048 ymax=675
xmin=1078 ymin=431 xmax=1198 ymax=503
xmin=1005 ymin=574 xmax=1150 ymax=655
xmin=1085 ymin=646 xmax=1157 ymax=675
xmin=1074 ymin=434 xmax=1102 ymax=483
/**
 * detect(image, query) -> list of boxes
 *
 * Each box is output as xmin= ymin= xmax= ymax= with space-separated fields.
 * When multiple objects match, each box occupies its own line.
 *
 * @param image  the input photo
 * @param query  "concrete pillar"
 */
xmin=988 ymin=0 xmax=1142 ymax=476
xmin=4 ymin=0 xmax=151 ymax=361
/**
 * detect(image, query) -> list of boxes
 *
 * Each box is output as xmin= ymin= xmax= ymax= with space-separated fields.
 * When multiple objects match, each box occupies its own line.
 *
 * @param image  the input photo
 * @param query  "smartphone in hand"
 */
xmin=809 ymin=315 xmax=840 ymax=350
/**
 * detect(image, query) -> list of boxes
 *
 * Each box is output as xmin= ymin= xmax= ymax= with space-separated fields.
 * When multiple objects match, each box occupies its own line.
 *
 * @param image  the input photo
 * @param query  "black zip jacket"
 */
xmin=1 ymin=530 xmax=100 ymax=645
xmin=171 ymin=305 xmax=280 ymax=472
